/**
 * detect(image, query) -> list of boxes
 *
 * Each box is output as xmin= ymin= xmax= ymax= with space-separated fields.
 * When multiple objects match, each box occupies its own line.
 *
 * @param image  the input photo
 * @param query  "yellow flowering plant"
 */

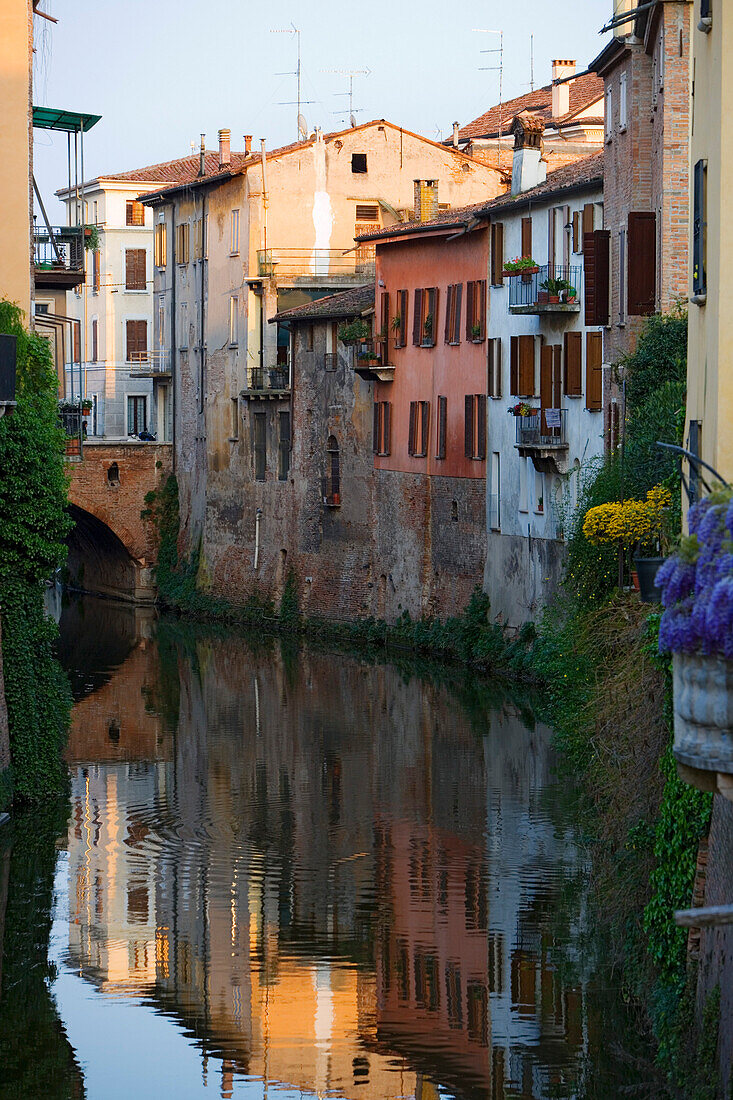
xmin=583 ymin=486 xmax=672 ymax=554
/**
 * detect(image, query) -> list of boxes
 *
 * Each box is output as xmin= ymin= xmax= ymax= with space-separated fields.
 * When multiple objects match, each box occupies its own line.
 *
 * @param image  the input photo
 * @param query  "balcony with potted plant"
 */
xmin=508 ymin=264 xmax=582 ymax=315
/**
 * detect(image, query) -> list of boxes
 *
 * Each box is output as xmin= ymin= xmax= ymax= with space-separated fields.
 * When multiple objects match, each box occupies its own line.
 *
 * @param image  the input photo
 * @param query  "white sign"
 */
xmin=545 ymin=408 xmax=562 ymax=428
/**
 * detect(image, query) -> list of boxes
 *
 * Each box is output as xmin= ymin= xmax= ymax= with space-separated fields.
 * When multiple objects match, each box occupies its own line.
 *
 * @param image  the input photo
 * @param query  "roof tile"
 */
xmin=459 ymin=71 xmax=604 ymax=141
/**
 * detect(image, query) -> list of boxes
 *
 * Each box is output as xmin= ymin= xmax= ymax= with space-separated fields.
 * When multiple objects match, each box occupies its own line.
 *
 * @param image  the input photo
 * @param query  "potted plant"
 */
xmin=561 ymin=283 xmax=578 ymax=304
xmin=83 ymin=224 xmax=100 ymax=252
xmin=391 ymin=315 xmax=401 ymax=332
xmin=657 ymin=487 xmax=733 ymax=785
xmin=507 ymin=402 xmax=538 ymax=417
xmin=583 ymin=486 xmax=671 ymax=599
xmin=337 ymin=319 xmax=370 ymax=345
xmin=502 ymin=256 xmax=540 ymax=276
xmin=422 ymin=313 xmax=433 ymax=344
xmin=540 ymin=276 xmax=565 ymax=304
xmin=471 ymin=322 xmax=482 ymax=342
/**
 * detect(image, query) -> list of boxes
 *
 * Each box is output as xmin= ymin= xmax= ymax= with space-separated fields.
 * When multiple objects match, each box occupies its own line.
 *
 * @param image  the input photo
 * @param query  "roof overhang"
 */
xmin=32 ymin=106 xmax=101 ymax=133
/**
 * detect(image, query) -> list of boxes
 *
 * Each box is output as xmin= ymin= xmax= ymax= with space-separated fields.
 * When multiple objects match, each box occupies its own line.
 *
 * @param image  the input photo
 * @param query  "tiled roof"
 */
xmin=271 ymin=284 xmax=374 ymax=323
xmin=458 ymin=71 xmax=604 ymax=141
xmin=100 ymin=151 xmax=249 ymax=185
xmin=482 ymin=150 xmax=603 ymax=211
xmin=355 ymin=200 xmax=491 ymax=243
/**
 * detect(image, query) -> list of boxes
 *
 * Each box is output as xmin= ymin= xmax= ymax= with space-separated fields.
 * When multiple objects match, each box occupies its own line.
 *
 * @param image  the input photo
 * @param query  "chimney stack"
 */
xmin=198 ymin=134 xmax=206 ymax=177
xmin=452 ymin=121 xmax=460 ymax=148
xmin=551 ymin=60 xmax=576 ymax=119
xmin=414 ymin=180 xmax=439 ymax=222
xmin=244 ymin=134 xmax=252 ymax=155
xmin=511 ymin=113 xmax=546 ymax=195
xmin=218 ymin=128 xmax=231 ymax=170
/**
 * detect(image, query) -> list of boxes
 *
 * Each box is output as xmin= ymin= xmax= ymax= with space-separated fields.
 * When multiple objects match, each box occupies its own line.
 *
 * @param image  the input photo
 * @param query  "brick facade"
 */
xmin=697 ymin=794 xmax=733 ymax=1095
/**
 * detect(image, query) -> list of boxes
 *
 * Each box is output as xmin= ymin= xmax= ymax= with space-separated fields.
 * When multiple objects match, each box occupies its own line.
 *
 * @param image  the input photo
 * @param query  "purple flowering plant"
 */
xmin=658 ymin=487 xmax=733 ymax=657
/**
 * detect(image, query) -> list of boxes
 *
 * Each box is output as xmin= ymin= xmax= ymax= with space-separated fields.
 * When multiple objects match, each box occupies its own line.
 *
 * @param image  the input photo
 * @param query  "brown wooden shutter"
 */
xmin=437 ymin=396 xmax=447 ymax=459
xmin=399 ymin=289 xmax=408 ymax=346
xmin=552 ymin=345 xmax=562 ymax=407
xmin=91 ymin=319 xmax=98 ymax=362
xmin=420 ymin=401 xmax=429 ymax=455
xmin=510 ymin=336 xmax=519 ymax=395
xmin=444 ymin=285 xmax=453 ymax=343
xmin=464 ymin=395 xmax=474 ymax=458
xmin=429 ymin=287 xmax=438 ymax=345
xmin=73 ymin=323 xmax=80 ymax=363
xmin=521 ymin=216 xmax=532 ymax=260
xmin=465 ymin=281 xmax=475 ymax=339
xmin=628 ymin=212 xmax=656 ymax=315
xmin=380 ymin=291 xmax=390 ymax=340
xmin=582 ymin=203 xmax=595 ymax=237
xmin=572 ymin=211 xmax=580 ymax=253
xmin=586 ymin=332 xmax=603 ymax=410
xmin=584 ymin=229 xmax=610 ymax=326
xmin=373 ymin=402 xmax=380 ymax=454
xmin=408 ymin=401 xmax=417 ymax=455
xmin=92 ymin=249 xmax=100 ymax=292
xmin=125 ymin=248 xmax=146 ymax=290
xmin=540 ymin=344 xmax=553 ymax=434
xmin=476 ymin=394 xmax=487 ymax=460
xmin=491 ymin=223 xmax=504 ymax=285
xmin=518 ymin=335 xmax=535 ymax=396
xmin=126 ymin=319 xmax=147 ymax=361
xmin=383 ymin=401 xmax=391 ymax=455
xmin=454 ymin=283 xmax=462 ymax=343
xmin=412 ymin=289 xmax=423 ymax=345
xmin=478 ymin=280 xmax=486 ymax=339
xmin=564 ymin=331 xmax=582 ymax=395
xmin=489 ymin=338 xmax=502 ymax=398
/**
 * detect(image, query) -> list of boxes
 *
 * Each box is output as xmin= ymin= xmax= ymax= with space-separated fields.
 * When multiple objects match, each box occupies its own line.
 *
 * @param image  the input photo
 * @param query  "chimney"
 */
xmin=452 ymin=121 xmax=460 ymax=148
xmin=218 ymin=128 xmax=231 ymax=170
xmin=511 ymin=113 xmax=546 ymax=195
xmin=244 ymin=134 xmax=252 ymax=155
xmin=198 ymin=134 xmax=206 ymax=177
xmin=551 ymin=60 xmax=575 ymax=118
xmin=413 ymin=179 xmax=439 ymax=222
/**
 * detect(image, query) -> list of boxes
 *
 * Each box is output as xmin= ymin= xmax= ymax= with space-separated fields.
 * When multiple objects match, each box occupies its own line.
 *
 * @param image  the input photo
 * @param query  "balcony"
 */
xmin=128 ymin=350 xmax=171 ymax=378
xmin=353 ymin=341 xmax=395 ymax=382
xmin=243 ymin=365 xmax=291 ymax=399
xmin=508 ymin=265 xmax=582 ymax=315
xmin=514 ymin=410 xmax=569 ymax=470
xmin=33 ymin=225 xmax=85 ymax=289
xmin=256 ymin=248 xmax=375 ymax=287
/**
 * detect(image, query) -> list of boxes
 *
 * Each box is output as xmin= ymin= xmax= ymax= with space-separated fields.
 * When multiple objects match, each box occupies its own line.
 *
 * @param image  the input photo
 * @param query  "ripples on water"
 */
xmin=0 ymin=596 xmax=646 ymax=1099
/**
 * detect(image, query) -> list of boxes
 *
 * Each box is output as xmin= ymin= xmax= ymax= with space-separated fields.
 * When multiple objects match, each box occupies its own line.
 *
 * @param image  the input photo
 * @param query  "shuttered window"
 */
xmin=380 ymin=290 xmax=390 ymax=353
xmin=412 ymin=288 xmax=423 ymax=346
xmin=154 ymin=222 xmax=167 ymax=268
xmin=436 ymin=395 xmax=447 ymax=459
xmin=125 ymin=249 xmax=146 ymax=290
xmin=91 ymin=319 xmax=98 ymax=363
xmin=465 ymin=280 xmax=486 ymax=341
xmin=488 ymin=338 xmax=502 ymax=398
xmin=253 ymin=411 xmax=266 ymax=481
xmin=627 ymin=212 xmax=656 ymax=315
xmin=372 ymin=402 xmax=392 ymax=456
xmin=586 ymin=332 xmax=603 ymax=411
xmin=510 ymin=336 xmax=535 ymax=396
xmin=564 ymin=331 xmax=582 ymax=396
xmin=395 ymin=289 xmax=408 ymax=348
xmin=126 ymin=200 xmax=145 ymax=226
xmin=521 ymin=217 xmax=532 ymax=261
xmin=356 ymin=204 xmax=378 ymax=221
xmin=278 ymin=411 xmax=291 ymax=480
xmin=445 ymin=284 xmax=463 ymax=344
xmin=693 ymin=159 xmax=707 ymax=297
xmin=73 ymin=323 xmax=80 ymax=364
xmin=176 ymin=223 xmax=190 ymax=265
xmin=584 ymin=229 xmax=610 ymax=326
xmin=408 ymin=401 xmax=429 ymax=456
xmin=464 ymin=395 xmax=487 ymax=460
xmin=490 ymin=222 xmax=504 ymax=286
xmin=92 ymin=248 xmax=100 ymax=293
xmin=126 ymin=319 xmax=147 ymax=362
xmin=540 ymin=345 xmax=562 ymax=436
xmin=413 ymin=288 xmax=438 ymax=347
xmin=572 ymin=211 xmax=580 ymax=253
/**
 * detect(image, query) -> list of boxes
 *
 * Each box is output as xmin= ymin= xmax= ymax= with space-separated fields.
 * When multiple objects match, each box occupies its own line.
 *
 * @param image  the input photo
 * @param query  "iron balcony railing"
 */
xmin=128 ymin=349 xmax=171 ymax=374
xmin=515 ymin=409 xmax=568 ymax=447
xmin=508 ymin=264 xmax=582 ymax=309
xmin=247 ymin=365 xmax=290 ymax=392
xmin=257 ymin=248 xmax=375 ymax=280
xmin=33 ymin=225 xmax=84 ymax=273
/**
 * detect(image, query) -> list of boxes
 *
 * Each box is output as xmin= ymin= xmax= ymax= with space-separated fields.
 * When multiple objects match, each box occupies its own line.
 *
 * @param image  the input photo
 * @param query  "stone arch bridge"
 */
xmin=66 ymin=442 xmax=173 ymax=603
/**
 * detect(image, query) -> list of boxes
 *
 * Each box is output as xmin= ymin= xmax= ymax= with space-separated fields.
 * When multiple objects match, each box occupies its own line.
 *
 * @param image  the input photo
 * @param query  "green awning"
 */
xmin=32 ymin=106 xmax=101 ymax=133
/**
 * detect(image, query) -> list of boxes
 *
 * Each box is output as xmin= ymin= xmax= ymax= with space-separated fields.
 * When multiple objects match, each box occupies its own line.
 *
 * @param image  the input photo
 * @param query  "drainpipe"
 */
xmin=199 ymin=190 xmax=207 ymax=415
xmin=260 ymin=140 xmax=269 ymax=373
xmin=254 ymin=508 xmax=263 ymax=569
xmin=169 ymin=201 xmax=177 ymax=469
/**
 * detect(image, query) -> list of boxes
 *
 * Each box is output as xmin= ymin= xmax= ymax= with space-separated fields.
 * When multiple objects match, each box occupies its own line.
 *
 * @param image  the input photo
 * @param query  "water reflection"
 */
xmin=42 ymin=599 xmax=629 ymax=1098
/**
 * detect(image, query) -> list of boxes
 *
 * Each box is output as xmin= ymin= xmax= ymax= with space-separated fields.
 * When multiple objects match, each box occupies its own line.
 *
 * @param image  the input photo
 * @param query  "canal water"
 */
xmin=0 ymin=595 xmax=651 ymax=1099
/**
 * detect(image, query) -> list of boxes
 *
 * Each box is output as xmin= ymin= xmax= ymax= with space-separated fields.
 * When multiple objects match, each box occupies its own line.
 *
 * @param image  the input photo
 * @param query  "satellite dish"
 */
xmin=297 ymin=113 xmax=308 ymax=140
xmin=350 ymin=113 xmax=357 ymax=129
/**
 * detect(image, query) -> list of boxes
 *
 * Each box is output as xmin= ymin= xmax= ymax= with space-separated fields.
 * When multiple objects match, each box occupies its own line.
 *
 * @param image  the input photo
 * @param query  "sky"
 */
xmin=33 ymin=0 xmax=612 ymax=220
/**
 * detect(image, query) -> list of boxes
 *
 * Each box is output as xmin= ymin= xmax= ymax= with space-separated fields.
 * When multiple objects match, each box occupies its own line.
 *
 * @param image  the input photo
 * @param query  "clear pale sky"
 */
xmin=33 ymin=0 xmax=611 ymax=220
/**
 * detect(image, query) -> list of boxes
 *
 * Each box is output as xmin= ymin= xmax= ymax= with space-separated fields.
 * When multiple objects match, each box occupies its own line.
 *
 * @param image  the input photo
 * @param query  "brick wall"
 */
xmin=697 ymin=794 xmax=733 ymax=1094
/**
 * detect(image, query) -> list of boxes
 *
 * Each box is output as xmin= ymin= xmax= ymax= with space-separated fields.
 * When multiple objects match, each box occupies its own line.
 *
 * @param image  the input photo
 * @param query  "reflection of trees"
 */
xmin=0 ymin=804 xmax=85 ymax=1099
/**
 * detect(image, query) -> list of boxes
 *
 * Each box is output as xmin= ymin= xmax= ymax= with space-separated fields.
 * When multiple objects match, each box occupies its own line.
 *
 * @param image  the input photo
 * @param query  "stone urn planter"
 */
xmin=673 ymin=653 xmax=733 ymax=779
xmin=634 ymin=554 xmax=665 ymax=603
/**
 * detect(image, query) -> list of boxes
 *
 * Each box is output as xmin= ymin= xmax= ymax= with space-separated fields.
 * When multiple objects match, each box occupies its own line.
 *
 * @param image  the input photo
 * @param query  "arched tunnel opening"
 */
xmin=66 ymin=504 xmax=143 ymax=603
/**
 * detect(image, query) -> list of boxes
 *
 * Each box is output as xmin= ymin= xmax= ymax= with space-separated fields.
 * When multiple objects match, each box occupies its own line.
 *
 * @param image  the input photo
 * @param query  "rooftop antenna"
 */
xmin=322 ymin=68 xmax=371 ymax=127
xmin=272 ymin=24 xmax=314 ymax=139
xmin=530 ymin=33 xmax=535 ymax=91
xmin=474 ymin=28 xmax=504 ymax=168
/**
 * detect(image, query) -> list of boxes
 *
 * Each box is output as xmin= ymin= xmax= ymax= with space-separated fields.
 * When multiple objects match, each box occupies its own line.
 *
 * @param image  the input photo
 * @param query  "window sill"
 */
xmin=125 ymin=288 xmax=148 ymax=294
xmin=690 ymin=292 xmax=707 ymax=307
xmin=420 ymin=342 xmax=435 ymax=349
xmin=566 ymin=393 xmax=583 ymax=399
xmin=489 ymin=394 xmax=503 ymax=400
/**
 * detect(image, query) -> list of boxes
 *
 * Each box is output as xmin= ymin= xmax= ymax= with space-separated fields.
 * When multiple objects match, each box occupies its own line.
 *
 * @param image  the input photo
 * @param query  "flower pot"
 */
xmin=537 ymin=291 xmax=549 ymax=304
xmin=630 ymin=569 xmax=640 ymax=592
xmin=673 ymin=652 xmax=733 ymax=775
xmin=503 ymin=266 xmax=539 ymax=277
xmin=634 ymin=555 xmax=664 ymax=603
xmin=549 ymin=295 xmax=560 ymax=304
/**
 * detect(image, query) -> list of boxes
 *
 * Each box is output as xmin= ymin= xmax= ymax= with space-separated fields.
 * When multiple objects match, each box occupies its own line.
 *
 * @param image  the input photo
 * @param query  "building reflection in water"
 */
xmin=62 ymin=610 xmax=590 ymax=1100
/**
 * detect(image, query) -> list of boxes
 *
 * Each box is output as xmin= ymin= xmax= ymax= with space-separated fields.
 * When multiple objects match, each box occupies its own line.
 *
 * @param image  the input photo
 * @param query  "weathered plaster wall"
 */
xmin=0 ymin=0 xmax=32 ymax=316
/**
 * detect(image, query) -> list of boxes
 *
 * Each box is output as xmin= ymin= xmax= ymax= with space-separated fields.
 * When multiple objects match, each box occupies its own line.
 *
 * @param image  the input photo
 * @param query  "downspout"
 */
xmin=254 ymin=508 xmax=262 ymax=569
xmin=169 ymin=200 xmax=177 ymax=468
xmin=260 ymin=140 xmax=268 ymax=371
xmin=200 ymin=190 xmax=207 ymax=415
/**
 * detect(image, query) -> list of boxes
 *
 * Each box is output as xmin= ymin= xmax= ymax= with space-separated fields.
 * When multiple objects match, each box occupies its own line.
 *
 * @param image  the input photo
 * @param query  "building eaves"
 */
xmin=476 ymin=151 xmax=603 ymax=216
xmin=457 ymin=71 xmax=604 ymax=142
xmin=355 ymin=201 xmax=491 ymax=244
xmin=271 ymin=284 xmax=375 ymax=324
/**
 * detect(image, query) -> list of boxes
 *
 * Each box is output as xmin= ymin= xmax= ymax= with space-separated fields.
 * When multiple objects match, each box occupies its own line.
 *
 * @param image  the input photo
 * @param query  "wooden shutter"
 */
xmin=584 ymin=229 xmax=610 ymax=326
xmin=586 ymin=332 xmax=603 ymax=410
xmin=491 ymin=223 xmax=504 ymax=285
xmin=552 ymin=345 xmax=562 ymax=407
xmin=373 ymin=402 xmax=379 ymax=454
xmin=627 ymin=212 xmax=656 ymax=315
xmin=489 ymin=338 xmax=502 ymax=398
xmin=510 ymin=336 xmax=519 ymax=395
xmin=408 ymin=401 xmax=417 ymax=455
xmin=582 ymin=203 xmax=595 ymax=237
xmin=420 ymin=401 xmax=429 ymax=455
xmin=518 ymin=335 xmax=535 ymax=396
xmin=540 ymin=344 xmax=553 ymax=434
xmin=465 ymin=281 xmax=475 ymax=339
xmin=91 ymin=319 xmax=98 ymax=362
xmin=380 ymin=291 xmax=390 ymax=340
xmin=564 ymin=331 xmax=582 ymax=395
xmin=464 ymin=395 xmax=474 ymax=458
xmin=383 ymin=401 xmax=391 ymax=455
xmin=398 ymin=289 xmax=408 ymax=347
xmin=521 ymin=217 xmax=532 ymax=259
xmin=126 ymin=249 xmax=146 ymax=290
xmin=126 ymin=319 xmax=147 ymax=362
xmin=73 ymin=323 xmax=80 ymax=363
xmin=92 ymin=249 xmax=100 ymax=292
xmin=444 ymin=285 xmax=454 ymax=343
xmin=437 ymin=395 xmax=447 ymax=459
xmin=478 ymin=280 xmax=486 ymax=339
xmin=476 ymin=394 xmax=487 ymax=460
xmin=454 ymin=283 xmax=462 ymax=343
xmin=427 ymin=287 xmax=438 ymax=346
xmin=412 ymin=289 xmax=423 ymax=345
xmin=572 ymin=211 xmax=580 ymax=253
xmin=693 ymin=160 xmax=707 ymax=296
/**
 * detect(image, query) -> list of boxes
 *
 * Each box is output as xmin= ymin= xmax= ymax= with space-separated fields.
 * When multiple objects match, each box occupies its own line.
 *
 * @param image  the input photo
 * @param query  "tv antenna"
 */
xmin=322 ymin=68 xmax=371 ymax=127
xmin=272 ymin=24 xmax=315 ymax=139
xmin=530 ymin=33 xmax=535 ymax=91
xmin=474 ymin=28 xmax=504 ymax=168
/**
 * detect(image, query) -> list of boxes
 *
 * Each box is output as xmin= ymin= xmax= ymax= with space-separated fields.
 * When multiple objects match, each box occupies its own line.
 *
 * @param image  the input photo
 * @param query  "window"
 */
xmin=534 ymin=468 xmax=545 ymax=514
xmin=91 ymin=319 xmax=98 ymax=363
xmin=488 ymin=338 xmax=502 ymax=397
xmin=510 ymin=335 xmax=536 ymax=396
xmin=464 ymin=394 xmax=487 ymax=460
xmin=127 ymin=395 xmax=147 ymax=435
xmin=693 ymin=159 xmax=707 ymax=297
xmin=618 ymin=228 xmax=626 ymax=324
xmin=413 ymin=287 xmax=438 ymax=347
xmin=154 ymin=221 xmax=167 ymax=267
xmin=465 ymin=280 xmax=486 ymax=341
xmin=324 ymin=436 xmax=340 ymax=505
xmin=230 ymin=397 xmax=239 ymax=440
xmin=408 ymin=400 xmax=430 ymax=457
xmin=444 ymin=284 xmax=463 ymax=344
xmin=564 ymin=331 xmax=583 ymax=396
xmin=490 ymin=222 xmax=504 ymax=285
xmin=379 ymin=290 xmax=390 ymax=354
xmin=586 ymin=331 xmax=603 ymax=411
xmin=605 ymin=87 xmax=613 ymax=142
xmin=351 ymin=153 xmax=367 ymax=173
xmin=92 ymin=248 xmax=100 ymax=293
xmin=619 ymin=71 xmax=628 ymax=131
xmin=394 ymin=289 xmax=408 ymax=348
xmin=489 ymin=452 xmax=501 ymax=530
xmin=467 ymin=983 xmax=489 ymax=1046
xmin=126 ymin=200 xmax=145 ymax=227
xmin=278 ymin=411 xmax=291 ymax=480
xmin=230 ymin=209 xmax=240 ymax=254
xmin=436 ymin=395 xmax=447 ymax=459
xmin=73 ymin=322 xmax=80 ymax=364
xmin=355 ymin=204 xmax=378 ymax=220
xmin=627 ymin=212 xmax=656 ymax=315
xmin=193 ymin=218 xmax=203 ymax=260
xmin=584 ymin=229 xmax=610 ymax=326
xmin=572 ymin=210 xmax=581 ymax=253
xmin=373 ymin=401 xmax=391 ymax=456
xmin=179 ymin=302 xmax=188 ymax=348
xmin=253 ymin=411 xmax=266 ymax=481
xmin=176 ymin=223 xmax=190 ymax=264
xmin=125 ymin=248 xmax=146 ymax=290
xmin=229 ymin=296 xmax=238 ymax=345
xmin=126 ymin=320 xmax=147 ymax=363
xmin=519 ymin=456 xmax=528 ymax=513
